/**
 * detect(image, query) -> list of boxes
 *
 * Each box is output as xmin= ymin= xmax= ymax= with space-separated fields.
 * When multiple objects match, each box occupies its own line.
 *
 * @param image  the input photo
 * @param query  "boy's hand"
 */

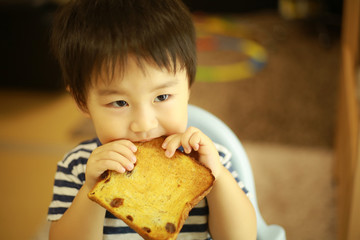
xmin=162 ymin=127 xmax=223 ymax=179
xmin=84 ymin=140 xmax=137 ymax=190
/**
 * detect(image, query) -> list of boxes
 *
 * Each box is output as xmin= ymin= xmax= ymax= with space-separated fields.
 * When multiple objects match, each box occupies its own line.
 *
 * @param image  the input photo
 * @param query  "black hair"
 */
xmin=51 ymin=0 xmax=196 ymax=110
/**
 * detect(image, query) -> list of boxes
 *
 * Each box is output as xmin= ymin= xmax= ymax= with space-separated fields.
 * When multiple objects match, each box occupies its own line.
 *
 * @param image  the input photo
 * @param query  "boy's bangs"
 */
xmin=93 ymin=51 xmax=188 ymax=86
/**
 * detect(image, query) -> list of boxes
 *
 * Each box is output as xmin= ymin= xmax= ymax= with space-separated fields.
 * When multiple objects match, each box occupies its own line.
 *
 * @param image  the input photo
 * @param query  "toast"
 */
xmin=88 ymin=137 xmax=215 ymax=240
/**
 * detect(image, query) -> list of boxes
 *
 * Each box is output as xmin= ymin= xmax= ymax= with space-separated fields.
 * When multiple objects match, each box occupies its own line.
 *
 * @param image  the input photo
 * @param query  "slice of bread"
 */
xmin=88 ymin=137 xmax=215 ymax=240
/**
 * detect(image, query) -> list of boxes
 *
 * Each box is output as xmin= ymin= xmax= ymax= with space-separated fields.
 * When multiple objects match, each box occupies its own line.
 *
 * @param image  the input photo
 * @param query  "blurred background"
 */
xmin=0 ymin=0 xmax=352 ymax=239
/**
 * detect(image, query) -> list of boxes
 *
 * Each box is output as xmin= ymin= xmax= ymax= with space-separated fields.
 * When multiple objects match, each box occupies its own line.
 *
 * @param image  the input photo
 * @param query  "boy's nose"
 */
xmin=130 ymin=108 xmax=158 ymax=133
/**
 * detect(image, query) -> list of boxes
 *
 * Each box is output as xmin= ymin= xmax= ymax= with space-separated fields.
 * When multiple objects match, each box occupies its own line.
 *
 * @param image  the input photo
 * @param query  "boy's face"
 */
xmin=84 ymin=57 xmax=190 ymax=144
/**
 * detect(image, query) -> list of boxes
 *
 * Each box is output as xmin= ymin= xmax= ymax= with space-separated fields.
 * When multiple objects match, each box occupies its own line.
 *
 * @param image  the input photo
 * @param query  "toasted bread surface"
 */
xmin=88 ymin=137 xmax=215 ymax=240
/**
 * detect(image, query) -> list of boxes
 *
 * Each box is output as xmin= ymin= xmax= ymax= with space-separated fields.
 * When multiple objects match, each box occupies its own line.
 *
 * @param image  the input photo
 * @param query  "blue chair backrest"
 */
xmin=187 ymin=104 xmax=286 ymax=240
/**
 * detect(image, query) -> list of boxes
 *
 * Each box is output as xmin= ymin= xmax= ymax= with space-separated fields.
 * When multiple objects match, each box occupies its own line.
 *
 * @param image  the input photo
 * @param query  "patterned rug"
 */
xmin=194 ymin=14 xmax=267 ymax=82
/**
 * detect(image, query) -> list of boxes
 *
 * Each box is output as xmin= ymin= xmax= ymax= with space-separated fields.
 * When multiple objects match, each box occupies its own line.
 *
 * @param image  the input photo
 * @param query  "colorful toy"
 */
xmin=194 ymin=15 xmax=267 ymax=82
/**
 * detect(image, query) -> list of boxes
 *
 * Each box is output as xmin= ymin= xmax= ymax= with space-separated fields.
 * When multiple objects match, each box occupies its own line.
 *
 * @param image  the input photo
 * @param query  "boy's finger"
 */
xmin=107 ymin=155 xmax=135 ymax=172
xmin=162 ymin=134 xmax=177 ymax=149
xmin=111 ymin=139 xmax=138 ymax=153
xmin=188 ymin=131 xmax=201 ymax=151
xmin=113 ymin=145 xmax=137 ymax=163
xmin=181 ymin=127 xmax=201 ymax=153
xmin=163 ymin=135 xmax=182 ymax=158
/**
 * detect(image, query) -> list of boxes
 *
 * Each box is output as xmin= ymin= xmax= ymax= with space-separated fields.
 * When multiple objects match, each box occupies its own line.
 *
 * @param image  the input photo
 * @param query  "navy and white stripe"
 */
xmin=214 ymin=143 xmax=250 ymax=196
xmin=48 ymin=138 xmax=248 ymax=239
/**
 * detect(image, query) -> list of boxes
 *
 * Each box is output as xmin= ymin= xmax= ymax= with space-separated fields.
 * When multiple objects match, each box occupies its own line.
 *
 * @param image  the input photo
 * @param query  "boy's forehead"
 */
xmin=89 ymin=62 xmax=188 ymax=95
xmin=91 ymin=56 xmax=187 ymax=86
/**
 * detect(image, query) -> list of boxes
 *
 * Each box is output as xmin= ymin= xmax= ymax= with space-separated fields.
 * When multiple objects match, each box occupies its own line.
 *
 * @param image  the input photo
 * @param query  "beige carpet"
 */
xmin=244 ymin=142 xmax=336 ymax=240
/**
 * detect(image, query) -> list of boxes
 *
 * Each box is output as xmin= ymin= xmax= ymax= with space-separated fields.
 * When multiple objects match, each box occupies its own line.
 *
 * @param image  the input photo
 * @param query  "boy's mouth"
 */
xmin=134 ymin=137 xmax=156 ymax=143
xmin=136 ymin=139 xmax=153 ymax=143
xmin=134 ymin=135 xmax=167 ymax=143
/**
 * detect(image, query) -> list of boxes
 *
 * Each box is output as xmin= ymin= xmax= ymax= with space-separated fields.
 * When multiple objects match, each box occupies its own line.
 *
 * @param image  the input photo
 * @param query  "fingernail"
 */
xmin=194 ymin=144 xmax=199 ymax=151
xmin=128 ymin=164 xmax=134 ymax=171
xmin=165 ymin=150 xmax=172 ymax=158
xmin=132 ymin=146 xmax=137 ymax=152
xmin=131 ymin=155 xmax=137 ymax=163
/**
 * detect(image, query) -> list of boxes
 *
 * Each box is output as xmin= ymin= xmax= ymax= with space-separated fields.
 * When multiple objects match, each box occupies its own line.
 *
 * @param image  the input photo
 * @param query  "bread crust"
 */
xmin=88 ymin=137 xmax=215 ymax=240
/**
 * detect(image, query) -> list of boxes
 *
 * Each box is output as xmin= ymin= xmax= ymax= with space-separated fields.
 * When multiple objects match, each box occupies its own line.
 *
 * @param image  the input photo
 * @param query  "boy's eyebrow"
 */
xmin=97 ymin=78 xmax=180 ymax=96
xmin=97 ymin=89 xmax=121 ymax=96
xmin=150 ymin=78 xmax=179 ymax=92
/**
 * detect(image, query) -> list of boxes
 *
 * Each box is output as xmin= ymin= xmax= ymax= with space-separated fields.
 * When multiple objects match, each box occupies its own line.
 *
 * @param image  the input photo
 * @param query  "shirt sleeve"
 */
xmin=47 ymin=141 xmax=96 ymax=221
xmin=214 ymin=143 xmax=250 ymax=196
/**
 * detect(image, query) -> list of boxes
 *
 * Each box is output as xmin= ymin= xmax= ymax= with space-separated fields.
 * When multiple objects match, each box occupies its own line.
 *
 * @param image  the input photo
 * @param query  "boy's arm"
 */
xmin=49 ymin=140 xmax=137 ymax=240
xmin=163 ymin=127 xmax=257 ymax=240
xmin=49 ymin=185 xmax=106 ymax=240
xmin=206 ymin=166 xmax=257 ymax=240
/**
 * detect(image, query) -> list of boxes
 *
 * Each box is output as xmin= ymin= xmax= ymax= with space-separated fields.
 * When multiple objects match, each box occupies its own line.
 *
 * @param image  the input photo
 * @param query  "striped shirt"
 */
xmin=47 ymin=138 xmax=248 ymax=239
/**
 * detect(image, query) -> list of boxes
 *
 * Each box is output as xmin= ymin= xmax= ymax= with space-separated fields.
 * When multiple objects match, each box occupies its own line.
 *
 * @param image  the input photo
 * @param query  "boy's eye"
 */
xmin=111 ymin=100 xmax=128 ymax=108
xmin=154 ymin=94 xmax=169 ymax=102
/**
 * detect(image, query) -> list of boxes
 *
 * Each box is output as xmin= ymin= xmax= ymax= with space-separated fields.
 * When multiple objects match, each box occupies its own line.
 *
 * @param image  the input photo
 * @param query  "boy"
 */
xmin=47 ymin=0 xmax=257 ymax=239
